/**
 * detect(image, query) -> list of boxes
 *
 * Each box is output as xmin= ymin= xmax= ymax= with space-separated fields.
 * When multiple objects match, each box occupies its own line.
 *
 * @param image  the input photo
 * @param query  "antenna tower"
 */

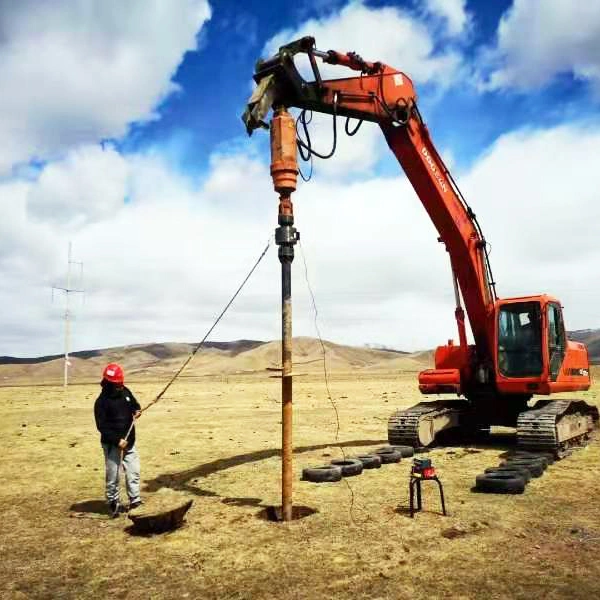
xmin=52 ymin=242 xmax=84 ymax=388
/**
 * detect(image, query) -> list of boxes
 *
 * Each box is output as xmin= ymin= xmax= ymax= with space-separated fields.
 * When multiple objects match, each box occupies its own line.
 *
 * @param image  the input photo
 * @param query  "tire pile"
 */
xmin=474 ymin=451 xmax=556 ymax=494
xmin=302 ymin=445 xmax=414 ymax=483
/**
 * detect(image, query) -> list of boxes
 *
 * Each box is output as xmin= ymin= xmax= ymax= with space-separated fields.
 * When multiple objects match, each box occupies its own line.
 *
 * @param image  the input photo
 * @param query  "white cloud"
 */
xmin=461 ymin=124 xmax=600 ymax=329
xmin=26 ymin=145 xmax=129 ymax=228
xmin=480 ymin=0 xmax=600 ymax=93
xmin=0 ymin=0 xmax=211 ymax=173
xmin=0 ymin=143 xmax=452 ymax=356
xmin=1 ymin=122 xmax=599 ymax=357
xmin=423 ymin=0 xmax=470 ymax=37
xmin=295 ymin=114 xmax=382 ymax=179
xmin=0 ymin=182 xmax=57 ymax=276
xmin=264 ymin=1 xmax=461 ymax=85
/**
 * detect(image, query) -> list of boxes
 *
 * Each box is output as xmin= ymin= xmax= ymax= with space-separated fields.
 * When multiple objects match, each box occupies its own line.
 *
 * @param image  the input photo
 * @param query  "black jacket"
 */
xmin=94 ymin=383 xmax=141 ymax=448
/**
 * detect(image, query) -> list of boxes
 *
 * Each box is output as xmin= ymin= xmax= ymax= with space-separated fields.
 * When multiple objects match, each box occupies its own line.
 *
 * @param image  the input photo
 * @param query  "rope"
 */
xmin=122 ymin=237 xmax=272 ymax=442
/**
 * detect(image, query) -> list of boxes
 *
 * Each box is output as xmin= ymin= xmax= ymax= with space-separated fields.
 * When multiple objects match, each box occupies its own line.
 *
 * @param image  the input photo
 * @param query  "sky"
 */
xmin=1 ymin=0 xmax=600 ymax=357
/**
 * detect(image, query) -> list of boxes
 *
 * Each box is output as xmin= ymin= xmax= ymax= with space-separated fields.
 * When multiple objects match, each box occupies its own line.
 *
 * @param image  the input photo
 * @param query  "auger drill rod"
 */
xmin=243 ymin=36 xmax=598 ymax=453
xmin=271 ymin=107 xmax=299 ymax=521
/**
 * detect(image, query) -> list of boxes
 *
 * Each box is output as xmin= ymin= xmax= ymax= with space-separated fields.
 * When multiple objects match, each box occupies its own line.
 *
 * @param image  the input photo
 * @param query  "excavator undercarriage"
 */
xmin=388 ymin=398 xmax=599 ymax=456
xmin=516 ymin=399 xmax=599 ymax=456
xmin=388 ymin=400 xmax=469 ymax=447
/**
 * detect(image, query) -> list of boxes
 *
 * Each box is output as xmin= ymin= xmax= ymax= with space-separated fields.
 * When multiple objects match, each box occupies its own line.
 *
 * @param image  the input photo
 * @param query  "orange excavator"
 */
xmin=243 ymin=37 xmax=598 ymax=455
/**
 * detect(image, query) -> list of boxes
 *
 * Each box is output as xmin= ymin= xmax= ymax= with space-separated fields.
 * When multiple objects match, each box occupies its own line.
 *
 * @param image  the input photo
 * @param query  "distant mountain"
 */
xmin=568 ymin=329 xmax=600 ymax=364
xmin=1 ymin=329 xmax=597 ymax=386
xmin=0 ymin=338 xmax=428 ymax=386
xmin=0 ymin=339 xmax=265 ymax=365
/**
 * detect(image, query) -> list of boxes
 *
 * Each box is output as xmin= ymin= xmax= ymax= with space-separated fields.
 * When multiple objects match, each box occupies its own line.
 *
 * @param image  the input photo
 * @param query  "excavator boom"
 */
xmin=244 ymin=36 xmax=496 ymax=362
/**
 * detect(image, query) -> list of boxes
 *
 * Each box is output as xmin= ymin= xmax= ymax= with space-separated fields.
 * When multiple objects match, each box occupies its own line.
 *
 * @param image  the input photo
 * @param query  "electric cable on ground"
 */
xmin=300 ymin=241 xmax=410 ymax=527
xmin=299 ymin=240 xmax=370 ymax=526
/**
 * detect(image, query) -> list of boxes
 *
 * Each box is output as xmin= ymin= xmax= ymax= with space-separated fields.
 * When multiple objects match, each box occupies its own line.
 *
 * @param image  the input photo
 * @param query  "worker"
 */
xmin=93 ymin=363 xmax=142 ymax=518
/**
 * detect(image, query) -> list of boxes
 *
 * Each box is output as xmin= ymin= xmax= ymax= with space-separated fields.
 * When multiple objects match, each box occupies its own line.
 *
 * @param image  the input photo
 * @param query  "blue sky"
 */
xmin=120 ymin=0 xmax=598 ymax=175
xmin=1 ymin=0 xmax=599 ymax=356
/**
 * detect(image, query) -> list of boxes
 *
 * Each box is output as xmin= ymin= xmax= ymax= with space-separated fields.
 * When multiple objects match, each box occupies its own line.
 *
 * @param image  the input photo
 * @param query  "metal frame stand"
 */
xmin=409 ymin=474 xmax=447 ymax=518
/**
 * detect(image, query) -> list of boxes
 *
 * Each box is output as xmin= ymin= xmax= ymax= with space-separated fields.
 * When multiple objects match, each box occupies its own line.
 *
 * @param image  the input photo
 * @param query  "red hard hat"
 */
xmin=102 ymin=363 xmax=124 ymax=384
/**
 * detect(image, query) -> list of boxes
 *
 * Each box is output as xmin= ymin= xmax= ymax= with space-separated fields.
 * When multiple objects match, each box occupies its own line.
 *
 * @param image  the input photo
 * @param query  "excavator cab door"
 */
xmin=547 ymin=302 xmax=566 ymax=381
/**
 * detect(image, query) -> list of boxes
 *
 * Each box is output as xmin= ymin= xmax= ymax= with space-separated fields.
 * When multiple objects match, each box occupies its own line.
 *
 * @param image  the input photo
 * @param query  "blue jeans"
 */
xmin=102 ymin=443 xmax=141 ymax=504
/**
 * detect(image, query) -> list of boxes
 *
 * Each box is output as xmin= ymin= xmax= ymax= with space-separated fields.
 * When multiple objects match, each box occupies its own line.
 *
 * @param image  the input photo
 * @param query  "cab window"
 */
xmin=498 ymin=302 xmax=543 ymax=377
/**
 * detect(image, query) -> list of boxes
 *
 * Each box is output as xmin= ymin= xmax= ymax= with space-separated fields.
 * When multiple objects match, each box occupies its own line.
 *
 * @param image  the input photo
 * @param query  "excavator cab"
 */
xmin=494 ymin=295 xmax=590 ymax=395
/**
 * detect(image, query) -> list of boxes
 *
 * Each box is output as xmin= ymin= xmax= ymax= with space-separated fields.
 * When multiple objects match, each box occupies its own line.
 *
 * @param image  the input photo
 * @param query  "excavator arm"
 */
xmin=243 ymin=37 xmax=496 ymax=369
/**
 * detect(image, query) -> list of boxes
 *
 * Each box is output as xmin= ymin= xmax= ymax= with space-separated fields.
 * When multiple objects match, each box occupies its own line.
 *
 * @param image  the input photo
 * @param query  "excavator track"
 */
xmin=517 ymin=399 xmax=599 ymax=457
xmin=388 ymin=400 xmax=469 ymax=447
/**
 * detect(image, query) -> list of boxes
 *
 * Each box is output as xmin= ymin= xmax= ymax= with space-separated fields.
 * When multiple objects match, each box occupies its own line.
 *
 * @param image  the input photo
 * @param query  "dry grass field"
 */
xmin=1 ymin=367 xmax=599 ymax=599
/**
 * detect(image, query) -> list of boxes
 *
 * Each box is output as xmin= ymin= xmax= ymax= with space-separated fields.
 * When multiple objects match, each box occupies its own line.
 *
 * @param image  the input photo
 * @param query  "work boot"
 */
xmin=129 ymin=499 xmax=143 ymax=511
xmin=109 ymin=501 xmax=120 ymax=518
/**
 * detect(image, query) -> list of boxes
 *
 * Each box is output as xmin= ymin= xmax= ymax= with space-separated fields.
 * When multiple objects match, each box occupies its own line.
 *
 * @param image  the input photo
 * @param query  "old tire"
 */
xmin=390 ymin=445 xmax=414 ymax=458
xmin=509 ymin=454 xmax=549 ymax=468
xmin=330 ymin=458 xmax=364 ymax=477
xmin=484 ymin=466 xmax=531 ymax=483
xmin=375 ymin=446 xmax=406 ymax=455
xmin=475 ymin=472 xmax=526 ymax=494
xmin=511 ymin=451 xmax=555 ymax=465
xmin=355 ymin=454 xmax=382 ymax=469
xmin=501 ymin=459 xmax=544 ymax=478
xmin=302 ymin=465 xmax=342 ymax=483
xmin=504 ymin=456 xmax=546 ymax=471
xmin=375 ymin=448 xmax=403 ymax=464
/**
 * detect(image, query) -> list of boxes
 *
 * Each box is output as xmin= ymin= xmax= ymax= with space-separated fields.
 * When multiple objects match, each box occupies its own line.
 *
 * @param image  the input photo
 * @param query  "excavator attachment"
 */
xmin=242 ymin=74 xmax=276 ymax=134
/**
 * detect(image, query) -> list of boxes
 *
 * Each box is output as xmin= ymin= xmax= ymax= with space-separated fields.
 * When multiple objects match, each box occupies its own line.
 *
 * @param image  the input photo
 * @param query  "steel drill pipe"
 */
xmin=270 ymin=107 xmax=299 ymax=522
xmin=281 ymin=259 xmax=293 ymax=522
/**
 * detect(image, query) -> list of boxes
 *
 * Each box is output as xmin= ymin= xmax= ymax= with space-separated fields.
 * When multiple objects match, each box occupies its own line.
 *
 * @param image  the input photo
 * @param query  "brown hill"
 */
xmin=0 ymin=338 xmax=428 ymax=386
xmin=3 ymin=328 xmax=597 ymax=386
xmin=568 ymin=329 xmax=600 ymax=364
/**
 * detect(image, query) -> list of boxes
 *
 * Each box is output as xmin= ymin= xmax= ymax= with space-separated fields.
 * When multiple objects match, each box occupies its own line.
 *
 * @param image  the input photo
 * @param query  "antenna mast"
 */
xmin=52 ymin=242 xmax=84 ymax=388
